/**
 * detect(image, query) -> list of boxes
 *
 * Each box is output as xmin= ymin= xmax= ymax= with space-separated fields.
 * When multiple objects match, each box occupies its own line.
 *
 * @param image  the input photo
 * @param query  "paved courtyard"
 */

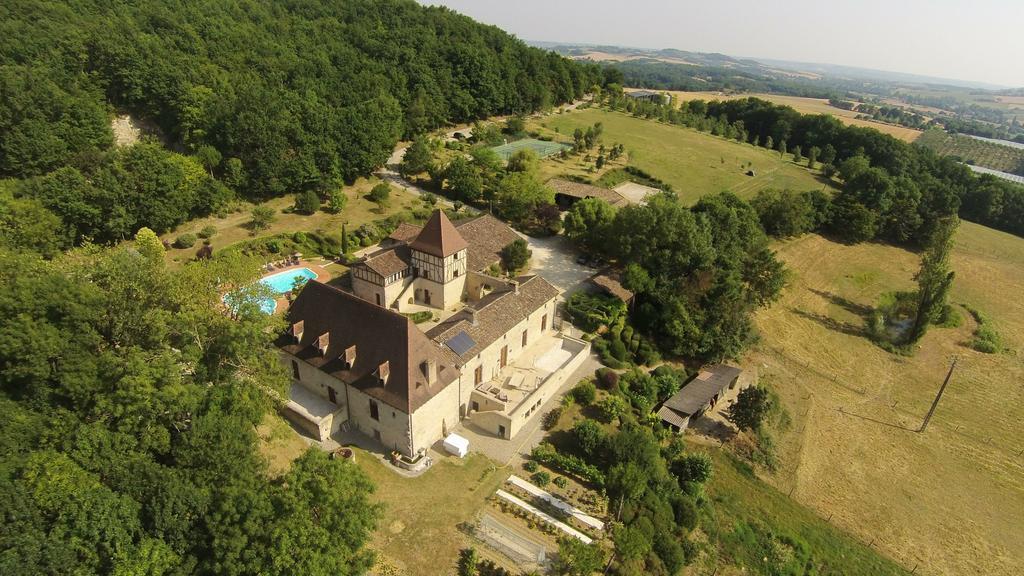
xmin=524 ymin=234 xmax=596 ymax=295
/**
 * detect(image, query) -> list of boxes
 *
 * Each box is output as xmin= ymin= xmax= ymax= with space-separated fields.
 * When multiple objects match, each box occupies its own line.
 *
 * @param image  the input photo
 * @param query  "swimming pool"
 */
xmin=256 ymin=267 xmax=318 ymax=313
xmin=261 ymin=267 xmax=318 ymax=294
xmin=225 ymin=267 xmax=318 ymax=314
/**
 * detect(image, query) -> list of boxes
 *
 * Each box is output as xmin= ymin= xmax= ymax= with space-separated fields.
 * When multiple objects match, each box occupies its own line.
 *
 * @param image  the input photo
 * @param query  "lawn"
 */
xmin=159 ymin=176 xmax=423 ymax=267
xmin=256 ymin=413 xmax=313 ymax=477
xmin=357 ymin=449 xmax=511 ymax=576
xmin=741 ymin=221 xmax=1024 ymax=575
xmin=663 ymin=91 xmax=924 ymax=143
xmin=532 ymin=108 xmax=836 ymax=205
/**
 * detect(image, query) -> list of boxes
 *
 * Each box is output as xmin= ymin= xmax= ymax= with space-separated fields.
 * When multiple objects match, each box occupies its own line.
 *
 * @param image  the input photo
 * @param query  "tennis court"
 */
xmin=491 ymin=138 xmax=570 ymax=161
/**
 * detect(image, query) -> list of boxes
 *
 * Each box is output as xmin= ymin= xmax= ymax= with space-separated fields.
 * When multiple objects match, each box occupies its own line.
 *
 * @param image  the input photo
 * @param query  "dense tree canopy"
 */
xmin=568 ymin=193 xmax=786 ymax=361
xmin=0 ymin=0 xmax=600 ymax=248
xmin=0 ymin=246 xmax=378 ymax=575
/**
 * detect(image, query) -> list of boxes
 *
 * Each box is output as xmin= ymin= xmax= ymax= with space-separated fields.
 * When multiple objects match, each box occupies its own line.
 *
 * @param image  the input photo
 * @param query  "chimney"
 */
xmin=469 ymin=307 xmax=479 ymax=326
xmin=422 ymin=359 xmax=437 ymax=385
xmin=377 ymin=361 xmax=390 ymax=385
xmin=344 ymin=345 xmax=357 ymax=369
xmin=511 ymin=279 xmax=519 ymax=294
xmin=316 ymin=332 xmax=329 ymax=355
xmin=291 ymin=320 xmax=304 ymax=342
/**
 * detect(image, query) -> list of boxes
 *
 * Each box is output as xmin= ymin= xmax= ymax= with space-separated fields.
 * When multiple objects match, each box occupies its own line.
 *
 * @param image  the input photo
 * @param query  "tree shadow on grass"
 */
xmin=808 ymin=288 xmax=874 ymax=317
xmin=791 ymin=307 xmax=868 ymax=338
xmin=544 ymin=429 xmax=579 ymax=455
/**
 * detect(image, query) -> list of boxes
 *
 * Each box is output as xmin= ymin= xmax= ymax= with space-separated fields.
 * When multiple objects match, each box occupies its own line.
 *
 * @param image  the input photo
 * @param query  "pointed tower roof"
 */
xmin=409 ymin=210 xmax=469 ymax=258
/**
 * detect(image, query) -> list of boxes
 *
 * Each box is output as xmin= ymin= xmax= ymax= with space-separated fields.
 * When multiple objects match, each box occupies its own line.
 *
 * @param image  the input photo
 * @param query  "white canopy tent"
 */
xmin=442 ymin=433 xmax=470 ymax=458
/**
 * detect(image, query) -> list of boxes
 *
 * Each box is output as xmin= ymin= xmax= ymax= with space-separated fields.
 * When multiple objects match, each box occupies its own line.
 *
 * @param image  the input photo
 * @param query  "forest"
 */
xmin=0 ymin=0 xmax=600 ymax=244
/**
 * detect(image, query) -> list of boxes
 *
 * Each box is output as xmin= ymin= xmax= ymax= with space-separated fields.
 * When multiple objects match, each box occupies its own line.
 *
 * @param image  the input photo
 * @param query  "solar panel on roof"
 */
xmin=445 ymin=331 xmax=476 ymax=356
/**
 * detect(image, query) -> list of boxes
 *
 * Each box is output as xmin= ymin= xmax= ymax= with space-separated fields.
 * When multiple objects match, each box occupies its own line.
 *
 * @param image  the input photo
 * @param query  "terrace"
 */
xmin=467 ymin=333 xmax=590 ymax=441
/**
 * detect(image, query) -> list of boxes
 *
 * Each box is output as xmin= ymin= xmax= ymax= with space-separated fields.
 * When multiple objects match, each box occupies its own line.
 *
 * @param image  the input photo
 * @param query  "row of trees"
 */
xmin=698 ymin=97 xmax=1024 ymax=239
xmin=598 ymin=93 xmax=1024 ymax=240
xmin=0 ymin=240 xmax=378 ymax=575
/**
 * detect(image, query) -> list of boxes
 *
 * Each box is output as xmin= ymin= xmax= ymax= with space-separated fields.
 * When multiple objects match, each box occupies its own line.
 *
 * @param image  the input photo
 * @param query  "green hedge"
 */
xmin=531 ymin=443 xmax=605 ymax=487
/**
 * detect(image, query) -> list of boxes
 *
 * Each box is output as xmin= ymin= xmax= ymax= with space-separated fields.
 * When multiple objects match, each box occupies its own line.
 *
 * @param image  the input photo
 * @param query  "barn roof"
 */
xmin=661 ymin=364 xmax=742 ymax=416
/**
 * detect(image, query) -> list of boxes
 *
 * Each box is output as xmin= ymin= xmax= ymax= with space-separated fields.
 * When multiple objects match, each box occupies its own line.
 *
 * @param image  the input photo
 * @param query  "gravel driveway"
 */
xmin=524 ymin=234 xmax=596 ymax=295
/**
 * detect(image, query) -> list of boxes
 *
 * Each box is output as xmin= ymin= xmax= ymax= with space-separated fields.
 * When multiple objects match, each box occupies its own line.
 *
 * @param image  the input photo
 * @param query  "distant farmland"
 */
xmin=916 ymin=129 xmax=1024 ymax=175
xmin=661 ymin=90 xmax=925 ymax=143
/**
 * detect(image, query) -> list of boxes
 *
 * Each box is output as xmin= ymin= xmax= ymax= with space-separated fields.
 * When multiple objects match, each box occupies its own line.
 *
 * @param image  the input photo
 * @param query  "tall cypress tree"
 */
xmin=908 ymin=216 xmax=958 ymax=344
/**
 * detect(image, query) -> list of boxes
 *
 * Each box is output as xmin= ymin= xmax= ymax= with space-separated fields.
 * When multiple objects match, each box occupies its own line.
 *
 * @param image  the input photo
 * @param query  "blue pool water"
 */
xmin=225 ymin=267 xmax=317 ymax=314
xmin=261 ymin=267 xmax=317 ymax=294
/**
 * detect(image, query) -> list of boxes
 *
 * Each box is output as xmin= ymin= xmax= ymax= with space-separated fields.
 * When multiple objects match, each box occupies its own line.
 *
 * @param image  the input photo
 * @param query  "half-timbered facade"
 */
xmin=351 ymin=210 xmax=519 ymax=311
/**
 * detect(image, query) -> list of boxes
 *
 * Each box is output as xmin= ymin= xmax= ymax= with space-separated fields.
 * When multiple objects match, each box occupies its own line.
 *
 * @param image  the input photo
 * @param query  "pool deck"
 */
xmin=262 ymin=261 xmax=331 ymax=314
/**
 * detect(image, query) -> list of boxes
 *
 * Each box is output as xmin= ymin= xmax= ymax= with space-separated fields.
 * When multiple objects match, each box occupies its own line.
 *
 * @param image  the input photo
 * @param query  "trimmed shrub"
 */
xmin=198 ymin=225 xmax=217 ymax=239
xmin=571 ymin=380 xmax=596 ymax=405
xmin=530 ymin=471 xmax=551 ymax=487
xmin=174 ymin=233 xmax=197 ymax=248
xmin=595 ymin=368 xmax=619 ymax=391
xmin=523 ymin=460 xmax=539 ymax=473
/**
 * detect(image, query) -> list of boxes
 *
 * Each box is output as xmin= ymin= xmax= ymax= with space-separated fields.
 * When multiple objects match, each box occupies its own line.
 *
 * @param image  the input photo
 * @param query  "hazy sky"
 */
xmin=422 ymin=0 xmax=1024 ymax=88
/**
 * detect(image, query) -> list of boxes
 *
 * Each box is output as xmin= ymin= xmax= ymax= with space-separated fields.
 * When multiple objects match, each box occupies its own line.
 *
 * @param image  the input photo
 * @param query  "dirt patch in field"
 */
xmin=743 ymin=225 xmax=1024 ymax=575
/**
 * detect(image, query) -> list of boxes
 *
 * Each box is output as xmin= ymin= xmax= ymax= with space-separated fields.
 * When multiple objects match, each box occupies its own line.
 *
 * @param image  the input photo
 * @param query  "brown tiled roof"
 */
xmin=427 ymin=275 xmax=560 ymax=362
xmin=454 ymin=214 xmax=523 ymax=272
xmin=276 ymin=281 xmax=459 ymax=412
xmin=661 ymin=364 xmax=742 ymax=416
xmin=389 ymin=222 xmax=422 ymax=243
xmin=548 ymin=178 xmax=628 ymax=207
xmin=409 ymin=210 xmax=469 ymax=258
xmin=591 ymin=272 xmax=634 ymax=302
xmin=357 ymin=245 xmax=411 ymax=278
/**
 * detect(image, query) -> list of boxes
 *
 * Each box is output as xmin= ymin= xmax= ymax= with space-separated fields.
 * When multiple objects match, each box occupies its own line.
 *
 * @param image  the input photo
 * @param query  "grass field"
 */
xmin=696 ymin=449 xmax=909 ymax=575
xmin=742 ymin=221 xmax=1024 ymax=575
xmin=491 ymin=138 xmax=570 ymax=161
xmin=532 ymin=108 xmax=835 ymax=205
xmin=158 ymin=176 xmax=422 ymax=268
xmin=662 ymin=91 xmax=924 ymax=143
xmin=916 ymin=129 xmax=1024 ymax=174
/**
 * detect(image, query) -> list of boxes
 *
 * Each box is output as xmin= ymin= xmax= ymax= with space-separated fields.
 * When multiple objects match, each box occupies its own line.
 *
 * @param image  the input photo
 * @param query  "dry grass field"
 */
xmin=743 ymin=221 xmax=1024 ymax=575
xmin=662 ymin=91 xmax=924 ymax=142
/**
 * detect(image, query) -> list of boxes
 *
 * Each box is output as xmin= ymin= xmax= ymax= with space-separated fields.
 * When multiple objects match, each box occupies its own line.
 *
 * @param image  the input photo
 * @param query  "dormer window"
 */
xmin=377 ymin=361 xmax=390 ymax=385
xmin=316 ymin=333 xmax=329 ymax=355
xmin=344 ymin=345 xmax=357 ymax=369
xmin=291 ymin=320 xmax=304 ymax=342
xmin=421 ymin=359 xmax=437 ymax=385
